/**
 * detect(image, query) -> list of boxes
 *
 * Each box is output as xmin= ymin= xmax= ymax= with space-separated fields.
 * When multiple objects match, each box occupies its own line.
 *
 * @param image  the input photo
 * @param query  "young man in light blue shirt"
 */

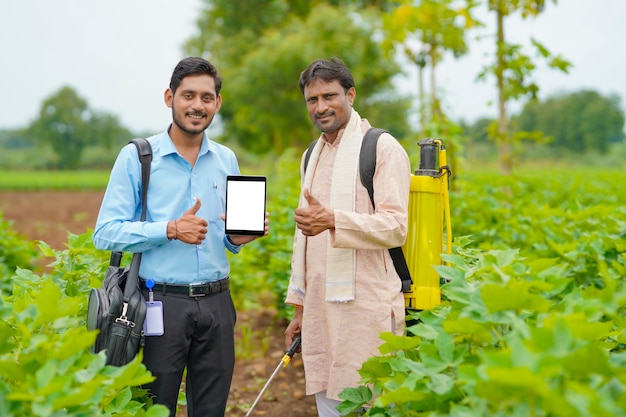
xmin=94 ymin=56 xmax=268 ymax=417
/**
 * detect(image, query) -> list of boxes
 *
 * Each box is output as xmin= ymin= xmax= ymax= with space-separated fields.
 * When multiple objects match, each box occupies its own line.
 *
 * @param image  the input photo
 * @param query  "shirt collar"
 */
xmin=321 ymin=128 xmax=346 ymax=148
xmin=160 ymin=125 xmax=212 ymax=157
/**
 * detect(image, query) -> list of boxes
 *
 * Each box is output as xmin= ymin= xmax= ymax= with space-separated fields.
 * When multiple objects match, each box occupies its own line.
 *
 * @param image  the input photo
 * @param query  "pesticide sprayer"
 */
xmin=402 ymin=139 xmax=452 ymax=311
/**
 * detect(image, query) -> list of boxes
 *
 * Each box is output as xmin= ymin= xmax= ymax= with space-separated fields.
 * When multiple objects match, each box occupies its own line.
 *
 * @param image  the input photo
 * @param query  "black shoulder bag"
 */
xmin=87 ymin=138 xmax=152 ymax=366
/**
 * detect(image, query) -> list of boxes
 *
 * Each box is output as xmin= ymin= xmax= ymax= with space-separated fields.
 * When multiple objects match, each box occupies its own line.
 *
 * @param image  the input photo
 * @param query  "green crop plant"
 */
xmin=0 ymin=233 xmax=169 ymax=416
xmin=337 ymin=168 xmax=626 ymax=416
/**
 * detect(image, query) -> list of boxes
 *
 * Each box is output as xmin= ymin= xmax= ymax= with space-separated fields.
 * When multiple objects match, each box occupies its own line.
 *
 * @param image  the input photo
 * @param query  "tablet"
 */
xmin=225 ymin=175 xmax=267 ymax=236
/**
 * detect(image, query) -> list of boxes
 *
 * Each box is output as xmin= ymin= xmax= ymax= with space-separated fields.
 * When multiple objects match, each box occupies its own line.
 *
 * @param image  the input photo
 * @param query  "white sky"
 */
xmin=1 ymin=0 xmax=624 ymax=134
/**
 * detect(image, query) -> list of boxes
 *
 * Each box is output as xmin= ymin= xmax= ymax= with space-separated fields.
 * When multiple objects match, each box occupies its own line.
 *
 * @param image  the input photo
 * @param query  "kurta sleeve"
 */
xmin=331 ymin=133 xmax=410 ymax=250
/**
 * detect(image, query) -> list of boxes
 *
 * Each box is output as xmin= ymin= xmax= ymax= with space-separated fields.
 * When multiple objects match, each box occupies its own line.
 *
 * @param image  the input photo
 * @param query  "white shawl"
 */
xmin=288 ymin=109 xmax=363 ymax=302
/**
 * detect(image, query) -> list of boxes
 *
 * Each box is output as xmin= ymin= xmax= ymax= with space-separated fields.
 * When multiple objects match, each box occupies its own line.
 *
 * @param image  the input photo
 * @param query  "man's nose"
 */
xmin=315 ymin=98 xmax=329 ymax=113
xmin=191 ymin=97 xmax=204 ymax=110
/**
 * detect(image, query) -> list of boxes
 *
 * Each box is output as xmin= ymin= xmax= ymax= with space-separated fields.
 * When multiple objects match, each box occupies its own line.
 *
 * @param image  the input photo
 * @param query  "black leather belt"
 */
xmin=140 ymin=277 xmax=229 ymax=297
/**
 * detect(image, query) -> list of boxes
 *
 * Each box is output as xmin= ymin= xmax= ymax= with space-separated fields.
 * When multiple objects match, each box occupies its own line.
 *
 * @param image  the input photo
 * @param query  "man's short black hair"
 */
xmin=169 ymin=57 xmax=222 ymax=95
xmin=298 ymin=57 xmax=355 ymax=94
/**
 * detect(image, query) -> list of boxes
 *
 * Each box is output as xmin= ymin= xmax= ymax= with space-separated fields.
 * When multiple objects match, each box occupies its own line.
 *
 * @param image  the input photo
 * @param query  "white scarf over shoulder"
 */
xmin=289 ymin=109 xmax=363 ymax=302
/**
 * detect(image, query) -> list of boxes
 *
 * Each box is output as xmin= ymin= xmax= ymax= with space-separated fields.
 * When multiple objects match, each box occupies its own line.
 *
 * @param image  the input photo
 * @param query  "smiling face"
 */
xmin=165 ymin=74 xmax=222 ymax=137
xmin=303 ymin=78 xmax=355 ymax=143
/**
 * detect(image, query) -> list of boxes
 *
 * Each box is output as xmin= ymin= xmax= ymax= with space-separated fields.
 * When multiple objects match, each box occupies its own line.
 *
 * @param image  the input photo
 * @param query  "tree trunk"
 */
xmin=418 ymin=60 xmax=426 ymax=139
xmin=496 ymin=3 xmax=512 ymax=175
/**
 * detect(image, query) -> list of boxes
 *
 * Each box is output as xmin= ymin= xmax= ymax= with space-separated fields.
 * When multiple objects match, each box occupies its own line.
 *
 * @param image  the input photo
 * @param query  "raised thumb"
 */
xmin=185 ymin=197 xmax=202 ymax=214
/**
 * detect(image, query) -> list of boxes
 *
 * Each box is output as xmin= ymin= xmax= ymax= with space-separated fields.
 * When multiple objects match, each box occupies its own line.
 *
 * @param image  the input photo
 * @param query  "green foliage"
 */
xmin=24 ymin=86 xmax=91 ymax=169
xmin=337 ymin=168 xmax=626 ymax=416
xmin=0 ymin=213 xmax=39 ymax=295
xmin=0 ymin=170 xmax=111 ymax=190
xmin=3 ymin=160 xmax=626 ymax=415
xmin=0 ymin=233 xmax=169 ymax=416
xmin=380 ymin=0 xmax=481 ymax=148
xmin=515 ymin=90 xmax=625 ymax=153
xmin=23 ymin=86 xmax=131 ymax=170
xmin=185 ymin=1 xmax=410 ymax=154
xmin=228 ymin=148 xmax=301 ymax=319
xmin=478 ymin=0 xmax=572 ymax=174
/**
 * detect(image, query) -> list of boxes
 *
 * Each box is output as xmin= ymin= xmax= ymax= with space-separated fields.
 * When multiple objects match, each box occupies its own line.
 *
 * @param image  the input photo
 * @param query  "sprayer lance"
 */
xmin=244 ymin=333 xmax=302 ymax=417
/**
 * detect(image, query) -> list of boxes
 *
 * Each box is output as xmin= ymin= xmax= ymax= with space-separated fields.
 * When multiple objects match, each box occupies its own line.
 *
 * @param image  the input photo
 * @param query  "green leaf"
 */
xmin=443 ymin=317 xmax=492 ymax=343
xmin=481 ymin=280 xmax=551 ymax=313
xmin=378 ymin=386 xmax=427 ymax=407
xmin=377 ymin=332 xmax=421 ymax=354
xmin=337 ymin=386 xmax=371 ymax=415
xmin=563 ymin=343 xmax=612 ymax=377
xmin=144 ymin=405 xmax=172 ymax=417
xmin=339 ymin=385 xmax=372 ymax=404
xmin=35 ymin=360 xmax=58 ymax=390
xmin=435 ymin=265 xmax=466 ymax=282
xmin=359 ymin=358 xmax=392 ymax=380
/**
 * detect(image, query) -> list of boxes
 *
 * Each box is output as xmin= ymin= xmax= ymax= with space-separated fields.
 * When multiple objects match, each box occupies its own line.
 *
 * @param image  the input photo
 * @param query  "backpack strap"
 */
xmin=303 ymin=128 xmax=413 ymax=292
xmin=359 ymin=128 xmax=385 ymax=205
xmin=304 ymin=139 xmax=317 ymax=174
xmin=359 ymin=129 xmax=413 ymax=292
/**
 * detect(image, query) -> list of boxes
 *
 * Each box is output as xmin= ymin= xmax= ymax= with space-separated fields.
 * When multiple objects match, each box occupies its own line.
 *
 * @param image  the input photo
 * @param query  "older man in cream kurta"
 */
xmin=285 ymin=108 xmax=411 ymax=402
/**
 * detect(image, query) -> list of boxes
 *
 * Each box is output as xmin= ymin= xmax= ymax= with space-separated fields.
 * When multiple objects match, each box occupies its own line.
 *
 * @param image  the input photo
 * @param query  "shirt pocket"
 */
xmin=207 ymin=180 xmax=226 ymax=225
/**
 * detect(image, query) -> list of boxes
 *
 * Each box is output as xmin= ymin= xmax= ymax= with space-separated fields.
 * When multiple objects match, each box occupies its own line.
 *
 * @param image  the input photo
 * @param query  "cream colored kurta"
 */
xmin=285 ymin=117 xmax=411 ymax=400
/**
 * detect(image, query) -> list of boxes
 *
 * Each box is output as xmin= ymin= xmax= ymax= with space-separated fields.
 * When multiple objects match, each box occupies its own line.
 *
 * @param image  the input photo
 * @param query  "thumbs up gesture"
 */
xmin=173 ymin=198 xmax=209 ymax=244
xmin=294 ymin=188 xmax=335 ymax=236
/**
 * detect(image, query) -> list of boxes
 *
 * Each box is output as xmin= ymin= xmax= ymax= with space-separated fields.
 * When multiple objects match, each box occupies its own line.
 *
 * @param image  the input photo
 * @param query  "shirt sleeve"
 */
xmin=93 ymin=144 xmax=170 ymax=253
xmin=224 ymin=235 xmax=243 ymax=254
xmin=331 ymin=133 xmax=411 ymax=250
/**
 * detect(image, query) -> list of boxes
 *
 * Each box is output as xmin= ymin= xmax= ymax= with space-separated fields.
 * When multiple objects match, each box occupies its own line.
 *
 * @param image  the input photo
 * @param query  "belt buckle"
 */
xmin=189 ymin=283 xmax=207 ymax=297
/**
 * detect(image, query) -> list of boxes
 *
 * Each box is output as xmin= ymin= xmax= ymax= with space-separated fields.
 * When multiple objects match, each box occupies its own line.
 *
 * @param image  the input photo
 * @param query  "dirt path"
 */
xmin=0 ymin=190 xmax=105 ymax=251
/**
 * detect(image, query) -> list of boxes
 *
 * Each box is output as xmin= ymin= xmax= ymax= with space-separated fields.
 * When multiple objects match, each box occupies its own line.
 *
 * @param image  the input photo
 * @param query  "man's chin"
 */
xmin=315 ymin=122 xmax=333 ymax=132
xmin=174 ymin=118 xmax=211 ymax=135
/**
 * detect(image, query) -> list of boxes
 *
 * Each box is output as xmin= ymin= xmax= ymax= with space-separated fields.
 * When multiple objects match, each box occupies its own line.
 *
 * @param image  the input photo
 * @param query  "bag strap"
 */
xmin=131 ymin=138 xmax=153 ymax=222
xmin=303 ymin=128 xmax=413 ymax=292
xmin=122 ymin=138 xmax=152 ymax=302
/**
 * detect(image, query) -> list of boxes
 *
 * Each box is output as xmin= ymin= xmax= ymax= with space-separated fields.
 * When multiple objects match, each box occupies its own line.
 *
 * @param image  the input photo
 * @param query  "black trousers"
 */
xmin=141 ymin=288 xmax=237 ymax=417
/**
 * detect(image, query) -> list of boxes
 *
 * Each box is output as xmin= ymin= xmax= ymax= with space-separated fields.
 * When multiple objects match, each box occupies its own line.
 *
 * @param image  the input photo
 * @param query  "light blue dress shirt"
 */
xmin=93 ymin=129 xmax=242 ymax=284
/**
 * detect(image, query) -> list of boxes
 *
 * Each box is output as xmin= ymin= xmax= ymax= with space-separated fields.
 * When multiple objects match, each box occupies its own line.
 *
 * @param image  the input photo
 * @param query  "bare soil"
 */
xmin=0 ymin=190 xmax=317 ymax=416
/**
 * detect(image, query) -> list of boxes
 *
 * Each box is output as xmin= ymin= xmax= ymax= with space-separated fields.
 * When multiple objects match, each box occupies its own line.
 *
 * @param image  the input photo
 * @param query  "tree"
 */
xmin=184 ymin=1 xmax=411 ymax=155
xmin=90 ymin=112 xmax=132 ymax=151
xmin=26 ymin=86 xmax=131 ymax=169
xmin=26 ymin=86 xmax=90 ymax=169
xmin=380 ymin=0 xmax=481 ymax=138
xmin=479 ymin=0 xmax=571 ymax=174
xmin=462 ymin=116 xmax=492 ymax=143
xmin=515 ymin=90 xmax=625 ymax=153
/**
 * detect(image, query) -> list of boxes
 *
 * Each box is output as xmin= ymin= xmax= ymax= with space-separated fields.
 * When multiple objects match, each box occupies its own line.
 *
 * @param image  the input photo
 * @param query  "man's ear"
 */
xmin=215 ymin=94 xmax=222 ymax=112
xmin=164 ymin=88 xmax=173 ymax=108
xmin=347 ymin=87 xmax=356 ymax=107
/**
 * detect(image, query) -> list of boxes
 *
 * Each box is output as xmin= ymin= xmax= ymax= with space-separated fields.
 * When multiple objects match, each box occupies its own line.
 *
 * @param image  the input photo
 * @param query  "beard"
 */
xmin=171 ymin=105 xmax=214 ymax=135
xmin=312 ymin=111 xmax=345 ymax=133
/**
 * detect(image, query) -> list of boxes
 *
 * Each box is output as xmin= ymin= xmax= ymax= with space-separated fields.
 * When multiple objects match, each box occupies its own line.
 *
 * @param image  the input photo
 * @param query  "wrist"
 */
xmin=167 ymin=220 xmax=178 ymax=240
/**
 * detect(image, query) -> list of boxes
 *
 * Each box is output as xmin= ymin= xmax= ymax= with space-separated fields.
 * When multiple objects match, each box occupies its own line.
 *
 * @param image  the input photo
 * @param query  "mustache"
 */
xmin=315 ymin=111 xmax=333 ymax=119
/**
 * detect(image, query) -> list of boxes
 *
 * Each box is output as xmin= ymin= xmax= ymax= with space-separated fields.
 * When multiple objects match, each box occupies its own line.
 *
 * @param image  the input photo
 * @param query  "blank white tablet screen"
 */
xmin=225 ymin=176 xmax=266 ymax=235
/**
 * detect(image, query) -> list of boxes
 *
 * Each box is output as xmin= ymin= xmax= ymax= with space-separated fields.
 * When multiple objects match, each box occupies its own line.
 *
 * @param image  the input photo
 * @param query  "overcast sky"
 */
xmin=1 ymin=0 xmax=624 ymax=134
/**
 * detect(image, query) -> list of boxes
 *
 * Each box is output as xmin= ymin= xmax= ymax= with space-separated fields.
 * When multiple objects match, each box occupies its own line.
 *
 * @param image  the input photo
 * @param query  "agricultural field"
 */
xmin=0 ymin=163 xmax=625 ymax=416
xmin=0 ymin=189 xmax=315 ymax=416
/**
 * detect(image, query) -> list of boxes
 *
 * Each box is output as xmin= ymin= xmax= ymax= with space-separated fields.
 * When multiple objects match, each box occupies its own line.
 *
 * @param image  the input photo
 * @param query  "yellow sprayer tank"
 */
xmin=402 ymin=139 xmax=452 ymax=310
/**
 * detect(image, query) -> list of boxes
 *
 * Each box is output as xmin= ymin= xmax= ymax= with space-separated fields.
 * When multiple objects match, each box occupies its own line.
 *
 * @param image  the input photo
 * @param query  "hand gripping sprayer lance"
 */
xmin=245 ymin=333 xmax=302 ymax=417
